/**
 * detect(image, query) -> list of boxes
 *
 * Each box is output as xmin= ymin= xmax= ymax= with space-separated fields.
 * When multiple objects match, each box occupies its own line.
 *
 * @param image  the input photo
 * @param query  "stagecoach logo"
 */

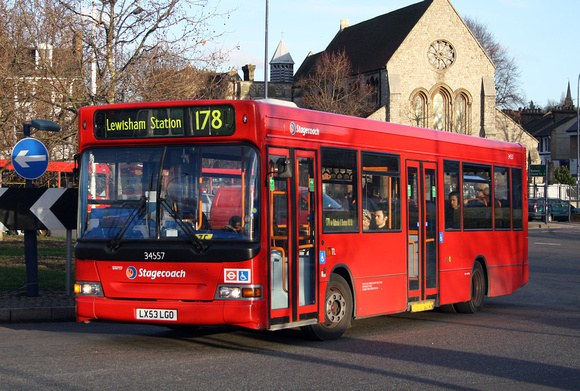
xmin=289 ymin=122 xmax=320 ymax=137
xmin=125 ymin=266 xmax=186 ymax=280
xmin=126 ymin=266 xmax=137 ymax=279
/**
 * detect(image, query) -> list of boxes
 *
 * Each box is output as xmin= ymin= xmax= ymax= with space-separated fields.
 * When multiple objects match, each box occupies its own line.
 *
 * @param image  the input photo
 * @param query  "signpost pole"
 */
xmin=17 ymin=120 xmax=61 ymax=297
xmin=22 ymin=123 xmax=39 ymax=296
xmin=23 ymin=181 xmax=39 ymax=296
xmin=544 ymin=164 xmax=548 ymax=225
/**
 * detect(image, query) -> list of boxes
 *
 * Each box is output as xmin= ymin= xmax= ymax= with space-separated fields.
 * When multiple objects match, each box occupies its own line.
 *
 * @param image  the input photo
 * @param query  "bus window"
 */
xmin=462 ymin=163 xmax=492 ymax=229
xmin=444 ymin=160 xmax=461 ymax=230
xmin=361 ymin=152 xmax=401 ymax=231
xmin=321 ymin=148 xmax=358 ymax=232
xmin=512 ymin=168 xmax=523 ymax=229
xmin=494 ymin=166 xmax=511 ymax=229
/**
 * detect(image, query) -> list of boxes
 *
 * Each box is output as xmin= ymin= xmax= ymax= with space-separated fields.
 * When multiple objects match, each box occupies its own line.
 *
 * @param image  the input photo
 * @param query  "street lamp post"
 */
xmin=577 ymin=74 xmax=579 ymax=210
xmin=264 ymin=0 xmax=269 ymax=99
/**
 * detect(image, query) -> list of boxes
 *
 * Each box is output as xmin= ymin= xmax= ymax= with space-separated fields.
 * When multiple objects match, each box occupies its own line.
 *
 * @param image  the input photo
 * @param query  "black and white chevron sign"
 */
xmin=0 ymin=188 xmax=78 ymax=231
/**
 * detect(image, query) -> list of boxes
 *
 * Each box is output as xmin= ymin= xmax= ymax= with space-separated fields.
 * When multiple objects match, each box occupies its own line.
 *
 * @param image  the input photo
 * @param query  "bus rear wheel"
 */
xmin=302 ymin=274 xmax=353 ymax=340
xmin=455 ymin=262 xmax=486 ymax=313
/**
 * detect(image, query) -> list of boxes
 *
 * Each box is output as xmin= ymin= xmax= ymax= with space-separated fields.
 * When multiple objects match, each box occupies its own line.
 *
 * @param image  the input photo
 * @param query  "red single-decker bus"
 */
xmin=74 ymin=100 xmax=528 ymax=339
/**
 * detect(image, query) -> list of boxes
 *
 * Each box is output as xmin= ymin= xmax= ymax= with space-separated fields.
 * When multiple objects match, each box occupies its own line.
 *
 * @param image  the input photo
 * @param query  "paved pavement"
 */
xmin=0 ymin=221 xmax=573 ymax=324
xmin=0 ymin=289 xmax=75 ymax=323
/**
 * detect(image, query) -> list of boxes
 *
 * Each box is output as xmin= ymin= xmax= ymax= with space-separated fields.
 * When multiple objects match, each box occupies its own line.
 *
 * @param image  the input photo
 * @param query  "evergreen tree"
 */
xmin=554 ymin=166 xmax=576 ymax=186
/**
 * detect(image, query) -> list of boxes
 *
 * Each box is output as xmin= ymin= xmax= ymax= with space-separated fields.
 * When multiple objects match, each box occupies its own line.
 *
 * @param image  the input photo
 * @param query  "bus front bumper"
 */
xmin=76 ymin=296 xmax=267 ymax=330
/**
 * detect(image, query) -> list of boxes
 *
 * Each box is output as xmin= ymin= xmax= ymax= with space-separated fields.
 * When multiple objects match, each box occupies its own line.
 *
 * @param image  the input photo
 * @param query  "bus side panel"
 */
xmin=439 ymin=230 xmax=527 ymax=305
xmin=487 ymin=264 xmax=524 ymax=297
xmin=439 ymin=270 xmax=472 ymax=305
xmin=438 ymin=232 xmax=471 ymax=305
xmin=353 ymin=275 xmax=407 ymax=317
xmin=485 ymin=229 xmax=527 ymax=297
xmin=322 ymin=232 xmax=408 ymax=317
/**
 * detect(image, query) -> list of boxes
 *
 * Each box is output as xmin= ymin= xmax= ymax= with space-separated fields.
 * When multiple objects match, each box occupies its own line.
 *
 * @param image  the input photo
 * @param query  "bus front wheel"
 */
xmin=455 ymin=262 xmax=486 ymax=313
xmin=302 ymin=274 xmax=353 ymax=340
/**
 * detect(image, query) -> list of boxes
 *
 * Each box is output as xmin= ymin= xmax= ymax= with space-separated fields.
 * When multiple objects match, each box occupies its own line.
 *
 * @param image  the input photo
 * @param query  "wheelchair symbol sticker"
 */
xmin=224 ymin=268 xmax=251 ymax=284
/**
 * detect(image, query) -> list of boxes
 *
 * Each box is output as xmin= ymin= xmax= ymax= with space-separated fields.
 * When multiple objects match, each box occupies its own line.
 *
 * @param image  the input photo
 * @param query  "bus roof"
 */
xmin=78 ymin=99 xmax=526 ymax=165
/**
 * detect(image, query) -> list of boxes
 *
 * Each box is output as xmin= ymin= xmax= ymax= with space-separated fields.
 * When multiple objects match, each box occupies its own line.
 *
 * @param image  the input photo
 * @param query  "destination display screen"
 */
xmin=93 ymin=105 xmax=235 ymax=139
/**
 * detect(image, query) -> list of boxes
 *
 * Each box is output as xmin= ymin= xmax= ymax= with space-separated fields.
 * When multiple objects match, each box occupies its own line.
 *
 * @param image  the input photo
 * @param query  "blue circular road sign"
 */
xmin=11 ymin=138 xmax=50 ymax=180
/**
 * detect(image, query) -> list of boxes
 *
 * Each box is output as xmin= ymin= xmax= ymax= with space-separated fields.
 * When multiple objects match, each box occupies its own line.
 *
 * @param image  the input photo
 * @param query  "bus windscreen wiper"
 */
xmin=107 ymin=196 xmax=147 ymax=251
xmin=160 ymin=198 xmax=207 ymax=253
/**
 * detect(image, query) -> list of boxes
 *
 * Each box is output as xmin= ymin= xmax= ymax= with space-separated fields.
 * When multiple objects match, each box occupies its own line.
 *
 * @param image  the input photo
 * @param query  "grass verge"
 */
xmin=0 ymin=235 xmax=72 ymax=290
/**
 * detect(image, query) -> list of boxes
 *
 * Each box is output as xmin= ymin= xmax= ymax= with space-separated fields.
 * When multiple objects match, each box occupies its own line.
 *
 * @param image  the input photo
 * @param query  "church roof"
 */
xmin=294 ymin=51 xmax=322 ymax=80
xmin=295 ymin=0 xmax=432 ymax=78
xmin=270 ymin=39 xmax=294 ymax=65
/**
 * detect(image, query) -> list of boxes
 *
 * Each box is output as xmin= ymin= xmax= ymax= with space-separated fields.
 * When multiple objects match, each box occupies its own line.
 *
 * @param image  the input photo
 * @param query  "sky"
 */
xmin=206 ymin=0 xmax=580 ymax=109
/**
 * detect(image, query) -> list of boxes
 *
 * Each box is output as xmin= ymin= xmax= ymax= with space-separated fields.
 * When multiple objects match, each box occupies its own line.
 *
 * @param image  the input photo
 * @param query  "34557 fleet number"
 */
xmin=144 ymin=251 xmax=165 ymax=260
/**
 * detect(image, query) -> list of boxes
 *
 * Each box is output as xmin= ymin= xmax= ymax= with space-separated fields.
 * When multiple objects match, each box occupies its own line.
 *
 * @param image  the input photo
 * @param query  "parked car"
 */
xmin=561 ymin=200 xmax=580 ymax=215
xmin=528 ymin=198 xmax=570 ymax=222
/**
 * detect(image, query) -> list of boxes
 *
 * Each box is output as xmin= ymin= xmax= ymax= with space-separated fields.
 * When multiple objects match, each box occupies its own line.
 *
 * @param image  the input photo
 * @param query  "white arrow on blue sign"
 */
xmin=11 ymin=138 xmax=50 ymax=180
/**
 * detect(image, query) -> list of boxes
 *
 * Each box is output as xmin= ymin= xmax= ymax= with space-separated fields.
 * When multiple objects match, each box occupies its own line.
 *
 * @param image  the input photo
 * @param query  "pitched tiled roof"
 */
xmin=565 ymin=119 xmax=579 ymax=134
xmin=524 ymin=114 xmax=577 ymax=138
xmin=523 ymin=114 xmax=555 ymax=135
xmin=295 ymin=0 xmax=432 ymax=79
xmin=294 ymin=52 xmax=323 ymax=81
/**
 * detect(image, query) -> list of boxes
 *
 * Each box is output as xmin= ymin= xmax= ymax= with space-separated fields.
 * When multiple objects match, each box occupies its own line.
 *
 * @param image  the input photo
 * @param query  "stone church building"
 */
xmin=234 ymin=0 xmax=539 ymax=165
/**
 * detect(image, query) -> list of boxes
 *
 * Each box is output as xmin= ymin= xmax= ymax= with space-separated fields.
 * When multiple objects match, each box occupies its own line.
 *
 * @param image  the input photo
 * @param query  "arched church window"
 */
xmin=433 ymin=93 xmax=445 ymax=131
xmin=413 ymin=93 xmax=426 ymax=127
xmin=455 ymin=94 xmax=467 ymax=134
xmin=367 ymin=77 xmax=379 ymax=104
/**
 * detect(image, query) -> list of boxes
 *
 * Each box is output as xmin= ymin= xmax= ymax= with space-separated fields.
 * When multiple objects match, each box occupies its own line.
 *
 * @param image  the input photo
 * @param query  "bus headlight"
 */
xmin=217 ymin=285 xmax=262 ymax=299
xmin=74 ymin=282 xmax=104 ymax=296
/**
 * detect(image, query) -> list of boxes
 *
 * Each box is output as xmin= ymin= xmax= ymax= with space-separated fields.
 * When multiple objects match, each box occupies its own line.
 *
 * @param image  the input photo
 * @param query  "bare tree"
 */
xmin=0 ymin=0 xmax=81 ymax=160
xmin=0 ymin=0 xmax=231 ymax=161
xmin=296 ymin=50 xmax=377 ymax=117
xmin=464 ymin=17 xmax=525 ymax=110
xmin=133 ymin=46 xmax=235 ymax=102
xmin=59 ymin=0 xmax=231 ymax=104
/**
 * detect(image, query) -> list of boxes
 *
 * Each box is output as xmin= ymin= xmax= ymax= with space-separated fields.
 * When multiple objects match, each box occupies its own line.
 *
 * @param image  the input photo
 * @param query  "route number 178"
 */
xmin=195 ymin=110 xmax=222 ymax=131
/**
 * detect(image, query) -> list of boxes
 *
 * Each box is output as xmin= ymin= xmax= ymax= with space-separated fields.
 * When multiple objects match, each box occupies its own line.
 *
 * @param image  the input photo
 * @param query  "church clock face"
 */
xmin=428 ymin=40 xmax=455 ymax=70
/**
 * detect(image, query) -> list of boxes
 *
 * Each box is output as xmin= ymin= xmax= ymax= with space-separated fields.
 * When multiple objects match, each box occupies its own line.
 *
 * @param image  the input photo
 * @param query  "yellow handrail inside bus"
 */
xmin=271 ymin=246 xmax=288 ymax=293
xmin=409 ymin=240 xmax=418 ymax=277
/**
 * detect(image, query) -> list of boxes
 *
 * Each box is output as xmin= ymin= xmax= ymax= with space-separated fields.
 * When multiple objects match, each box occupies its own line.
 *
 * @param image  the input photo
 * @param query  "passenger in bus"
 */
xmin=465 ymin=186 xmax=487 ymax=207
xmin=226 ymin=215 xmax=243 ymax=233
xmin=477 ymin=186 xmax=490 ymax=205
xmin=362 ymin=209 xmax=372 ymax=231
xmin=474 ymin=185 xmax=500 ymax=207
xmin=374 ymin=209 xmax=388 ymax=230
xmin=363 ymin=185 xmax=381 ymax=212
xmin=479 ymin=186 xmax=502 ymax=207
xmin=445 ymin=191 xmax=461 ymax=229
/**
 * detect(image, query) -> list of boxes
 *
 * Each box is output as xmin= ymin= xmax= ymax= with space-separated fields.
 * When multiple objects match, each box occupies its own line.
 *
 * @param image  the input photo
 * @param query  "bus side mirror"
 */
xmin=277 ymin=158 xmax=293 ymax=178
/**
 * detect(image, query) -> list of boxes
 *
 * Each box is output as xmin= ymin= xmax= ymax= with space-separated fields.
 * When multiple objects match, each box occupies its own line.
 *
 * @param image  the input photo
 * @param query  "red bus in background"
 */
xmin=74 ymin=100 xmax=528 ymax=340
xmin=0 ymin=159 xmax=75 ymax=188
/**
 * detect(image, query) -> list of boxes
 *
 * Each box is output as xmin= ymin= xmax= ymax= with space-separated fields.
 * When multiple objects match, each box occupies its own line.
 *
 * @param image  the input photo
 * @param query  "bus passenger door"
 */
xmin=268 ymin=148 xmax=318 ymax=328
xmin=407 ymin=161 xmax=438 ymax=309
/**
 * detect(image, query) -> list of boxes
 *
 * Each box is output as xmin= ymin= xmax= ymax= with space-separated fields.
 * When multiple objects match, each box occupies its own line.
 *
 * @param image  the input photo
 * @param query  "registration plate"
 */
xmin=136 ymin=308 xmax=178 ymax=321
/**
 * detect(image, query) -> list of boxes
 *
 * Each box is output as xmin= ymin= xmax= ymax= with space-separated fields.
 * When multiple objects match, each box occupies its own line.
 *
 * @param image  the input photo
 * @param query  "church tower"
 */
xmin=270 ymin=38 xmax=294 ymax=83
xmin=564 ymin=81 xmax=574 ymax=108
